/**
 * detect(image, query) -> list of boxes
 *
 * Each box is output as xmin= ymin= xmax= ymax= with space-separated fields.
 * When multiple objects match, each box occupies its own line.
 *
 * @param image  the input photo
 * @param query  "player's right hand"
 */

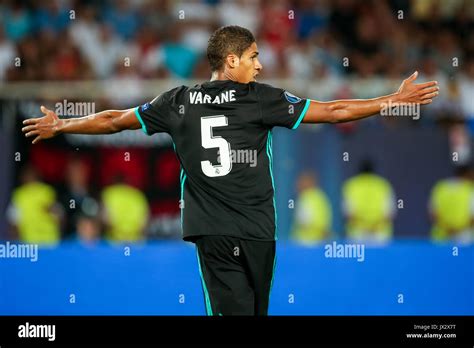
xmin=22 ymin=106 xmax=62 ymax=144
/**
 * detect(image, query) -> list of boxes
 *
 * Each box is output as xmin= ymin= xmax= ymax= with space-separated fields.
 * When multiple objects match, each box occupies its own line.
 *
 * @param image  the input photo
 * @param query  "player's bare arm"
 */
xmin=303 ymin=71 xmax=439 ymax=124
xmin=22 ymin=106 xmax=141 ymax=144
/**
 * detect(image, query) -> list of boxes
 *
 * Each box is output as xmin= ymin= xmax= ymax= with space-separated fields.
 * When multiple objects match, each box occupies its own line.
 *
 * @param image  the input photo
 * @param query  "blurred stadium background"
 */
xmin=0 ymin=0 xmax=473 ymax=315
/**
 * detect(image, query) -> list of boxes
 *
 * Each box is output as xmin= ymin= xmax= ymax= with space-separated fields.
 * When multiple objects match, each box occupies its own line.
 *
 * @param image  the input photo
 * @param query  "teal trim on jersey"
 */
xmin=180 ymin=172 xmax=186 ymax=228
xmin=292 ymin=99 xmax=311 ymax=130
xmin=269 ymin=254 xmax=277 ymax=305
xmin=173 ymin=142 xmax=184 ymax=232
xmin=266 ymin=130 xmax=278 ymax=241
xmin=134 ymin=107 xmax=149 ymax=135
xmin=196 ymin=248 xmax=213 ymax=316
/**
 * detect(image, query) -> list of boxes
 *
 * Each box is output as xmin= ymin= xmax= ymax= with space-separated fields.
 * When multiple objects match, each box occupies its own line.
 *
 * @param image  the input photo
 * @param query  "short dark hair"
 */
xmin=359 ymin=159 xmax=374 ymax=173
xmin=454 ymin=164 xmax=470 ymax=177
xmin=207 ymin=26 xmax=255 ymax=72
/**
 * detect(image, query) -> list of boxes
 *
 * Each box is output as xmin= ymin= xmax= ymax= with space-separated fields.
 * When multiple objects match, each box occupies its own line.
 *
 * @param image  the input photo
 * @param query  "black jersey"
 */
xmin=134 ymin=80 xmax=310 ymax=241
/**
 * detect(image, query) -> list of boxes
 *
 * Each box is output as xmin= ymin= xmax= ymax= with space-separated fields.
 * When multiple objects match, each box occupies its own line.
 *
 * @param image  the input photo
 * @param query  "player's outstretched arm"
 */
xmin=302 ymin=71 xmax=439 ymax=124
xmin=22 ymin=106 xmax=141 ymax=144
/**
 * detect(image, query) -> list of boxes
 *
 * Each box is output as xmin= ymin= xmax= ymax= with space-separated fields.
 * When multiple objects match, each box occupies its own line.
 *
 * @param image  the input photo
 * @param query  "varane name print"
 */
xmin=190 ymin=90 xmax=237 ymax=105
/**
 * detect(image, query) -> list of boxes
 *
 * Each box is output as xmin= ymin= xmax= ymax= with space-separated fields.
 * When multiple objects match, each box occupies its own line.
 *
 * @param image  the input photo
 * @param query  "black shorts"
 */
xmin=194 ymin=235 xmax=276 ymax=316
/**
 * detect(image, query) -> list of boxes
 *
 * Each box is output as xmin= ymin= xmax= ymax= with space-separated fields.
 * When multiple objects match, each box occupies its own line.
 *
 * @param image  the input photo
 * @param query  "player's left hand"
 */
xmin=396 ymin=71 xmax=439 ymax=105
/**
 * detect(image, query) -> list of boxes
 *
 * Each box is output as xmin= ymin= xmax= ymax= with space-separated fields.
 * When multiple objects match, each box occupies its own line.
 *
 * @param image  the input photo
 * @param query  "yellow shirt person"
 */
xmin=429 ymin=166 xmax=473 ymax=243
xmin=8 ymin=166 xmax=61 ymax=244
xmin=101 ymin=179 xmax=149 ymax=242
xmin=291 ymin=172 xmax=332 ymax=244
xmin=342 ymin=162 xmax=395 ymax=244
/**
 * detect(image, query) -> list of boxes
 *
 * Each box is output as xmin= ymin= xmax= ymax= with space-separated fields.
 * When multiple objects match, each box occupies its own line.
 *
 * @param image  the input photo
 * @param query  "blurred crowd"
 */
xmin=1 ymin=0 xmax=473 ymax=122
xmin=7 ymin=159 xmax=152 ymax=245
xmin=6 ymin=139 xmax=182 ymax=245
xmin=0 ymin=0 xmax=472 ymax=81
xmin=7 ymin=156 xmax=473 ymax=245
xmin=291 ymin=162 xmax=474 ymax=245
xmin=1 ymin=0 xmax=473 ymax=129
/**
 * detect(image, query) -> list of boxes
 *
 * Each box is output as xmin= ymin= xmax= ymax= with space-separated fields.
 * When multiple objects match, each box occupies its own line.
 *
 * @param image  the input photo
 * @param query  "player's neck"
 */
xmin=210 ymin=70 xmax=239 ymax=83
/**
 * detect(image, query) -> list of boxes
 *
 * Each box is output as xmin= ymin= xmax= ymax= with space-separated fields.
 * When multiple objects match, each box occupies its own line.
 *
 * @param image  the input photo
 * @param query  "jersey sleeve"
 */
xmin=134 ymin=86 xmax=185 ymax=135
xmin=256 ymin=83 xmax=310 ymax=129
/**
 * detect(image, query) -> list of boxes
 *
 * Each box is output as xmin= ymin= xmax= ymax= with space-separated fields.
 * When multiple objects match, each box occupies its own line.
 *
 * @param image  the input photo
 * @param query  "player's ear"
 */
xmin=226 ymin=54 xmax=240 ymax=69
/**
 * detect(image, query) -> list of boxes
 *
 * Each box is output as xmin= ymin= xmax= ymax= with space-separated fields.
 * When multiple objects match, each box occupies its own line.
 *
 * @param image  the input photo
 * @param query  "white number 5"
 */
xmin=201 ymin=115 xmax=232 ymax=177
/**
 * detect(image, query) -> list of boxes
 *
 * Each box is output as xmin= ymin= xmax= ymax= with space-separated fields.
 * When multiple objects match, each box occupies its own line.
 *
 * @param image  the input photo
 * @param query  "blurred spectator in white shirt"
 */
xmin=0 ymin=27 xmax=17 ymax=81
xmin=217 ymin=0 xmax=260 ymax=34
xmin=458 ymin=59 xmax=474 ymax=122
